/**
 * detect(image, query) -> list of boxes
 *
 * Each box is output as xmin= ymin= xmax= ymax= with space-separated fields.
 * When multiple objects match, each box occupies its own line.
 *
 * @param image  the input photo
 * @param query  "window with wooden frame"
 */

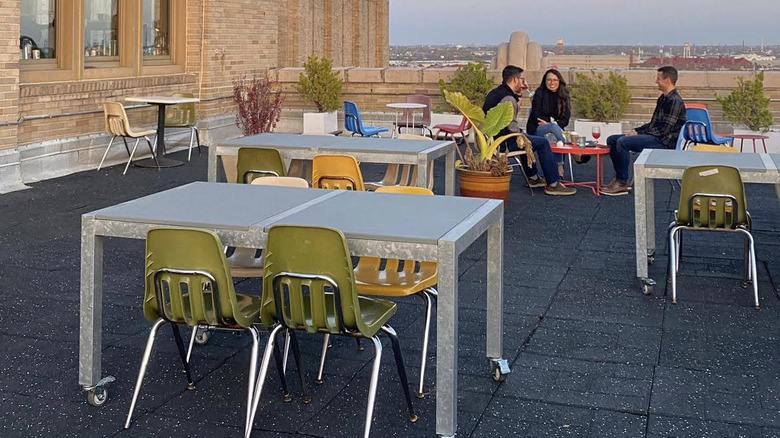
xmin=20 ymin=0 xmax=185 ymax=83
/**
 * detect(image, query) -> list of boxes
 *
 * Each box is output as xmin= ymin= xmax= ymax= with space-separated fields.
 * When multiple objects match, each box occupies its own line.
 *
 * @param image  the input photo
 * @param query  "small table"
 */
xmin=550 ymin=143 xmax=611 ymax=195
xmin=125 ymin=95 xmax=200 ymax=167
xmin=726 ymin=134 xmax=769 ymax=153
xmin=386 ymin=102 xmax=426 ymax=137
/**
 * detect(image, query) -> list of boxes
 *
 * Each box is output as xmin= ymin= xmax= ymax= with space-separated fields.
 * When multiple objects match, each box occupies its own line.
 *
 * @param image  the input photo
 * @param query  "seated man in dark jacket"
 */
xmin=602 ymin=66 xmax=686 ymax=196
xmin=483 ymin=65 xmax=575 ymax=196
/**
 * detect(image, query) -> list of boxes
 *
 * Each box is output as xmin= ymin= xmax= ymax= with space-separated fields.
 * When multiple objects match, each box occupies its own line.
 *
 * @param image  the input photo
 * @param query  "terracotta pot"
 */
xmin=456 ymin=167 xmax=511 ymax=203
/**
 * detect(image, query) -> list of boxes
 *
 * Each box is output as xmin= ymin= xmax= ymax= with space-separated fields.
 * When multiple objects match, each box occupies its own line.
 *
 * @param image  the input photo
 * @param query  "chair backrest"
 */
xmin=457 ymin=115 xmax=472 ymax=131
xmin=165 ymin=92 xmax=197 ymax=127
xmin=103 ymin=102 xmax=132 ymax=137
xmin=685 ymin=103 xmax=708 ymax=110
xmin=677 ymin=165 xmax=748 ymax=228
xmin=250 ymin=176 xmax=309 ymax=188
xmin=406 ymin=94 xmax=432 ymax=125
xmin=312 ymin=154 xmax=365 ymax=190
xmin=344 ymin=100 xmax=364 ymax=135
xmin=144 ymin=228 xmax=252 ymax=328
xmin=677 ymin=121 xmax=712 ymax=150
xmin=236 ymin=147 xmax=287 ymax=184
xmin=375 ymin=185 xmax=433 ymax=195
xmin=261 ymin=224 xmax=389 ymax=337
xmin=395 ymin=134 xmax=434 ymax=188
xmin=685 ymin=107 xmax=712 ymax=126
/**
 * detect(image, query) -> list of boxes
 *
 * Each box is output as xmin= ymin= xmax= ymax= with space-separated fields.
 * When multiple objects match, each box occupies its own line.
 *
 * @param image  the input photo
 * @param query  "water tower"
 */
xmin=556 ymin=38 xmax=564 ymax=55
xmin=683 ymin=42 xmax=691 ymax=58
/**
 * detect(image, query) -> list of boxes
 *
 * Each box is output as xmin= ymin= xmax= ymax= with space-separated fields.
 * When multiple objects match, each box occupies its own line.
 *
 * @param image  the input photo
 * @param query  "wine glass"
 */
xmin=591 ymin=126 xmax=601 ymax=143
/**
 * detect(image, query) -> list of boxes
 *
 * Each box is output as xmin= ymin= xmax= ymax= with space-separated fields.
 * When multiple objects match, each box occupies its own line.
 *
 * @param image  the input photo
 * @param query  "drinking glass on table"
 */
xmin=591 ymin=126 xmax=601 ymax=142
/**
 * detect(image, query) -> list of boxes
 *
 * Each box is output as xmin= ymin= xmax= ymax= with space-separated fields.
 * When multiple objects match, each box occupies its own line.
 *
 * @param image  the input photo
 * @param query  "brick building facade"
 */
xmin=2 ymin=0 xmax=389 ymax=191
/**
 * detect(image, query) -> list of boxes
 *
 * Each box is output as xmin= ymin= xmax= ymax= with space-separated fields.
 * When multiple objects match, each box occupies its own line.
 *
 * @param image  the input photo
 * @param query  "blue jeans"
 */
xmin=534 ymin=124 xmax=565 ymax=164
xmin=506 ymin=133 xmax=560 ymax=184
xmin=607 ymin=134 xmax=666 ymax=182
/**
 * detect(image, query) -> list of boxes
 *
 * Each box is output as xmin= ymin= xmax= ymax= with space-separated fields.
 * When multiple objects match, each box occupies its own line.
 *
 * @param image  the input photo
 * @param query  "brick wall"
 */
xmin=0 ymin=0 xmax=20 ymax=150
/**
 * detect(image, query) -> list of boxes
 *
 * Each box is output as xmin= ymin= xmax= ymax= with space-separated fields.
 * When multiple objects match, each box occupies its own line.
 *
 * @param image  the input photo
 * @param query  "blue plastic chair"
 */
xmin=675 ymin=121 xmax=734 ymax=151
xmin=344 ymin=101 xmax=388 ymax=137
xmin=685 ymin=105 xmax=731 ymax=146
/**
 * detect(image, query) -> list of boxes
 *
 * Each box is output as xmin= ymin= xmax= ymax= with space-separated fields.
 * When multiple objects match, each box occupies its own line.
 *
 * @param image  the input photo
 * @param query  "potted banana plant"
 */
xmin=444 ymin=90 xmax=522 ymax=202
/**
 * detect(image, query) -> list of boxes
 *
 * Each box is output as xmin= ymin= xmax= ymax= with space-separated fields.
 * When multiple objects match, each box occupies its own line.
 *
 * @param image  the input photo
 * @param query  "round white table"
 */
xmin=386 ymin=102 xmax=427 ymax=137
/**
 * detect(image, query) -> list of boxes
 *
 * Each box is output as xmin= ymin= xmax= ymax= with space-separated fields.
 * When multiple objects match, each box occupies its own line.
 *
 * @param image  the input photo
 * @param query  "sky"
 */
xmin=389 ymin=0 xmax=780 ymax=46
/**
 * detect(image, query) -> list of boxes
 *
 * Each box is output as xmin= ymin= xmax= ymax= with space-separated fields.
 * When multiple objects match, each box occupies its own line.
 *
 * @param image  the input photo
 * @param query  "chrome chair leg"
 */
xmin=244 ymin=326 xmax=261 ymax=434
xmin=567 ymin=153 xmax=574 ymax=182
xmin=246 ymin=324 xmax=284 ymax=438
xmin=170 ymin=324 xmax=195 ymax=390
xmin=738 ymin=229 xmax=760 ymax=309
xmin=316 ymin=333 xmax=330 ymax=384
xmin=123 ymin=139 xmax=140 ymax=175
xmin=97 ymin=136 xmax=117 ymax=171
xmin=363 ymin=336 xmax=384 ymax=438
xmin=380 ymin=325 xmax=417 ymax=423
xmin=185 ymin=325 xmax=199 ymax=364
xmin=125 ymin=318 xmax=167 ymax=429
xmin=282 ymin=330 xmax=290 ymax=374
xmin=668 ymin=226 xmax=681 ymax=304
xmin=416 ymin=291 xmax=433 ymax=398
xmin=187 ymin=128 xmax=196 ymax=161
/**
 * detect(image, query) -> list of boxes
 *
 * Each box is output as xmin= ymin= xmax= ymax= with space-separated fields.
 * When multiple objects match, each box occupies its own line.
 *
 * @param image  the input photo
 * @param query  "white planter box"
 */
xmin=303 ymin=111 xmax=338 ymax=134
xmin=733 ymin=128 xmax=780 ymax=153
xmin=573 ymin=120 xmax=623 ymax=142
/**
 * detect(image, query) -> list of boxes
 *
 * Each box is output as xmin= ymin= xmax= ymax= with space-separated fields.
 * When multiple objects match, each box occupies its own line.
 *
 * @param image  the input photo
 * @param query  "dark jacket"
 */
xmin=526 ymin=87 xmax=570 ymax=135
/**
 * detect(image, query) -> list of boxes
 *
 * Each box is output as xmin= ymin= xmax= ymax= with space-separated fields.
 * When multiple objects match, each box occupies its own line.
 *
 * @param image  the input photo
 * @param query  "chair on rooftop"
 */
xmin=432 ymin=115 xmax=471 ymax=145
xmin=165 ymin=92 xmax=202 ymax=161
xmin=312 ymin=154 xmax=365 ymax=190
xmin=245 ymin=224 xmax=418 ymax=438
xmin=125 ymin=228 xmax=290 ymax=434
xmin=344 ymin=101 xmax=388 ymax=137
xmin=99 ymin=102 xmax=160 ymax=175
xmin=314 ymin=185 xmax=438 ymax=399
xmin=685 ymin=104 xmax=731 ymax=146
xmin=393 ymin=94 xmax=433 ymax=137
xmin=667 ymin=165 xmax=759 ymax=309
xmin=365 ymin=133 xmax=434 ymax=191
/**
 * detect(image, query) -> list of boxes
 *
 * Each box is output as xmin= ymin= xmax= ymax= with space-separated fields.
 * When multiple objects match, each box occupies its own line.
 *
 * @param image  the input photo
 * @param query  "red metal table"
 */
xmin=550 ymin=143 xmax=611 ymax=195
xmin=723 ymin=133 xmax=769 ymax=153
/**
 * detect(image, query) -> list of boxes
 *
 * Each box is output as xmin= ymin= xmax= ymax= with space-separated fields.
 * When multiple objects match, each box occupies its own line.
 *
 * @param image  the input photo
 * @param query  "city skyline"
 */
xmin=389 ymin=0 xmax=780 ymax=47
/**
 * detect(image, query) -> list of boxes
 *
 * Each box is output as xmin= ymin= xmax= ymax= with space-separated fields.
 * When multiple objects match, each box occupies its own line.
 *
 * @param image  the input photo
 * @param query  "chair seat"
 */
xmin=234 ymin=293 xmax=263 ymax=322
xmin=227 ymin=247 xmax=264 ymax=277
xmin=355 ymin=261 xmax=437 ymax=297
xmin=128 ymin=128 xmax=157 ymax=138
xmin=166 ymin=121 xmax=195 ymax=128
xmin=362 ymin=125 xmax=389 ymax=136
xmin=393 ymin=121 xmax=427 ymax=128
xmin=433 ymin=123 xmax=463 ymax=133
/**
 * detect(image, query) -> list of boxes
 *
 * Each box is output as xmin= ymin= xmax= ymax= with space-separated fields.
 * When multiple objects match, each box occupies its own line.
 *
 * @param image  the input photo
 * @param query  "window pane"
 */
xmin=84 ymin=0 xmax=119 ymax=59
xmin=20 ymin=0 xmax=56 ymax=60
xmin=143 ymin=0 xmax=170 ymax=57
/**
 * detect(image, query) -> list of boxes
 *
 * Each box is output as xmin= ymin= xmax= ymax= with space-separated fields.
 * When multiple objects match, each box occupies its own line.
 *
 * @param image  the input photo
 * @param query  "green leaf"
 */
xmin=481 ymin=101 xmax=514 ymax=138
xmin=444 ymin=90 xmax=485 ymax=126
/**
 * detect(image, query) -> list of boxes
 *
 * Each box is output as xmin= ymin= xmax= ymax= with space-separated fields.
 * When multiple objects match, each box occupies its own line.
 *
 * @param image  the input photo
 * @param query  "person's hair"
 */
xmin=539 ymin=68 xmax=570 ymax=117
xmin=657 ymin=66 xmax=678 ymax=85
xmin=502 ymin=65 xmax=524 ymax=84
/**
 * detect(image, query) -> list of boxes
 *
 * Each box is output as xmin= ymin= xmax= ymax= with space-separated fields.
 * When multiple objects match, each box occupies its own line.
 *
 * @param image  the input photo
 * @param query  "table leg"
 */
xmin=740 ymin=138 xmax=745 ymax=153
xmin=445 ymin=148 xmax=455 ymax=196
xmin=596 ymin=153 xmax=602 ymax=196
xmin=393 ymin=111 xmax=398 ymax=138
xmin=417 ymin=155 xmax=429 ymax=190
xmin=79 ymin=216 xmax=113 ymax=403
xmin=762 ymin=139 xmax=768 ymax=154
xmin=134 ymin=103 xmax=183 ymax=168
xmin=486 ymin=216 xmax=506 ymax=364
xmin=207 ymin=145 xmax=217 ymax=182
xmin=634 ymin=166 xmax=656 ymax=294
xmin=436 ymin=241 xmax=458 ymax=438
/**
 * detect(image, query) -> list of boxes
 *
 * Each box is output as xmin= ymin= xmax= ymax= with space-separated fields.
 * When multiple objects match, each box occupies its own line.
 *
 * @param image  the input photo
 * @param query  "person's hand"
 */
xmin=537 ymin=118 xmax=547 ymax=126
xmin=626 ymin=130 xmax=637 ymax=136
xmin=519 ymin=78 xmax=529 ymax=93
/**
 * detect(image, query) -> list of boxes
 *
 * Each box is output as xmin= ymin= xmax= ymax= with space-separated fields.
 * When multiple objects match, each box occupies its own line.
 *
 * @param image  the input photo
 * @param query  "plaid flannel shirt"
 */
xmin=635 ymin=89 xmax=686 ymax=148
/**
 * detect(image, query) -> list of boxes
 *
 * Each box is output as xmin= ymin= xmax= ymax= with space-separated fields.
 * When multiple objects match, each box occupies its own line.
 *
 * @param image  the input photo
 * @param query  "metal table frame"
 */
xmin=79 ymin=183 xmax=505 ymax=438
xmin=208 ymin=133 xmax=457 ymax=195
xmin=633 ymin=149 xmax=780 ymax=293
xmin=125 ymin=96 xmax=200 ymax=168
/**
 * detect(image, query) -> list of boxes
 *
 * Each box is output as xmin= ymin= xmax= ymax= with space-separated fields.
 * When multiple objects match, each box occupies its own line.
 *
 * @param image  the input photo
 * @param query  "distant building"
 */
xmin=543 ymin=55 xmax=630 ymax=70
xmin=637 ymin=56 xmax=753 ymax=70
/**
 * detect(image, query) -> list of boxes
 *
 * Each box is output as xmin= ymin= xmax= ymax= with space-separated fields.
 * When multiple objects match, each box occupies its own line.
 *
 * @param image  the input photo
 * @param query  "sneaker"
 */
xmin=602 ymin=179 xmax=630 ymax=196
xmin=544 ymin=182 xmax=576 ymax=196
xmin=527 ymin=176 xmax=546 ymax=188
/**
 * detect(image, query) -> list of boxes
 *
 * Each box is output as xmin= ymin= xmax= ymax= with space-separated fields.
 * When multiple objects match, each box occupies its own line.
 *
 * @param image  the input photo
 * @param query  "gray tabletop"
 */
xmin=771 ymin=154 xmax=780 ymax=170
xmin=643 ymin=149 xmax=767 ymax=172
xmin=271 ymin=190 xmax=489 ymax=244
xmin=223 ymin=132 xmax=447 ymax=154
xmin=91 ymin=182 xmax=329 ymax=230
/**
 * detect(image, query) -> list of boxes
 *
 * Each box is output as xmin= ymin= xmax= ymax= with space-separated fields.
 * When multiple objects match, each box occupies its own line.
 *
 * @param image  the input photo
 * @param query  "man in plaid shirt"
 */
xmin=602 ymin=66 xmax=686 ymax=196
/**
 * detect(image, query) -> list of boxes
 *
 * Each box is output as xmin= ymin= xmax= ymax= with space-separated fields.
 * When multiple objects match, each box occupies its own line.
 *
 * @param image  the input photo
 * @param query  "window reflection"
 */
xmin=84 ymin=0 xmax=119 ymax=58
xmin=143 ymin=0 xmax=170 ymax=57
xmin=20 ymin=0 xmax=56 ymax=60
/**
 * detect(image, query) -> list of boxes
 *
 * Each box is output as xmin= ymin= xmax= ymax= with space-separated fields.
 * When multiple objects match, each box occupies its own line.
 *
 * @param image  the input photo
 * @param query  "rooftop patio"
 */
xmin=1 ymin=147 xmax=779 ymax=437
